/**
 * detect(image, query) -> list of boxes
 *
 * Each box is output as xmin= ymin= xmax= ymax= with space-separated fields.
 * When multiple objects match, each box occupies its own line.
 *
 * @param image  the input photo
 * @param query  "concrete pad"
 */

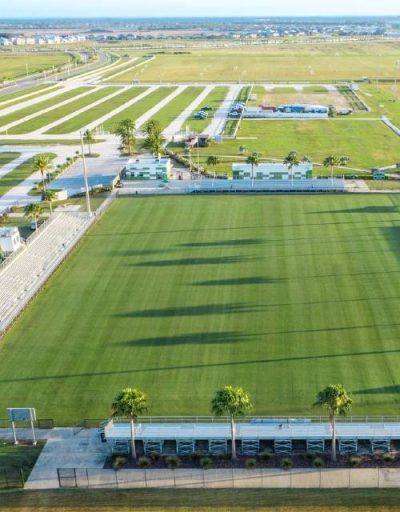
xmin=86 ymin=469 xmax=117 ymax=488
xmin=204 ymin=469 xmax=234 ymax=488
xmin=261 ymin=469 xmax=291 ymax=488
xmin=379 ymin=469 xmax=400 ymax=488
xmin=320 ymin=469 xmax=350 ymax=488
xmin=145 ymin=469 xmax=175 ymax=488
xmin=291 ymin=468 xmax=321 ymax=488
xmin=232 ymin=468 xmax=263 ymax=488
xmin=349 ymin=468 xmax=379 ymax=488
xmin=117 ymin=469 xmax=147 ymax=489
xmin=174 ymin=468 xmax=204 ymax=488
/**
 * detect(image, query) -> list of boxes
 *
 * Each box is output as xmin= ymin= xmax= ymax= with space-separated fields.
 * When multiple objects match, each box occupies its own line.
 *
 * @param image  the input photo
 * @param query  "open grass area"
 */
xmin=0 ymin=153 xmax=55 ymax=197
xmin=368 ymin=180 xmax=400 ymax=190
xmin=103 ymin=87 xmax=175 ymax=133
xmin=0 ymin=442 xmax=44 ymax=489
xmin=146 ymin=86 xmax=204 ymax=131
xmin=0 ymin=52 xmax=71 ymax=81
xmin=0 ymin=139 xmax=86 ymax=146
xmin=187 ymin=86 xmax=229 ymax=134
xmin=359 ymin=83 xmax=400 ymax=125
xmin=0 ymin=87 xmax=91 ymax=132
xmin=115 ymin=42 xmax=400 ymax=82
xmin=2 ymin=489 xmax=400 ymax=510
xmin=48 ymin=87 xmax=147 ymax=134
xmin=0 ymin=84 xmax=59 ymax=108
xmin=9 ymin=87 xmax=118 ymax=135
xmin=1 ymin=195 xmax=400 ymax=423
xmin=250 ymin=87 xmax=350 ymax=110
xmin=174 ymin=119 xmax=400 ymax=175
xmin=0 ymin=152 xmax=20 ymax=168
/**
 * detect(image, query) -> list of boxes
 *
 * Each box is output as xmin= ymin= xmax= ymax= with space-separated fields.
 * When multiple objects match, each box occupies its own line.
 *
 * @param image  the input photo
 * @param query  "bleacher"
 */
xmin=0 ymin=212 xmax=91 ymax=334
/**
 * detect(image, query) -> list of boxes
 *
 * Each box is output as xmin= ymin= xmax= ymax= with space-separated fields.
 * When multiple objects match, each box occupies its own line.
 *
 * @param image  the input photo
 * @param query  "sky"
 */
xmin=0 ymin=0 xmax=399 ymax=18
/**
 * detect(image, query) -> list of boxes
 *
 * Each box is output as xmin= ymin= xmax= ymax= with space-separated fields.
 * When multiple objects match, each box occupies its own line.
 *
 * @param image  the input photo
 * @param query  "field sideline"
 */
xmin=1 ymin=195 xmax=400 ymax=423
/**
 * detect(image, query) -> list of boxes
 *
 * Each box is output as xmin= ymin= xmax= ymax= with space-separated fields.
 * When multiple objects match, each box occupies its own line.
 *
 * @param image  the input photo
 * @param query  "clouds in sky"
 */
xmin=1 ymin=0 xmax=399 ymax=17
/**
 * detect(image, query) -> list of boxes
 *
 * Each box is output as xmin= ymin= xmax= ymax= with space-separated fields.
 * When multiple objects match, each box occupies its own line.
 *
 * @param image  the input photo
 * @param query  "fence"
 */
xmin=0 ymin=467 xmax=25 ymax=489
xmin=56 ymin=467 xmax=400 ymax=489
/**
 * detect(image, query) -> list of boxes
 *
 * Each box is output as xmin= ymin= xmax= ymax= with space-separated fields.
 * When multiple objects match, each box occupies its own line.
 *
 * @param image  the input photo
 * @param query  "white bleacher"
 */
xmin=0 ymin=212 xmax=91 ymax=334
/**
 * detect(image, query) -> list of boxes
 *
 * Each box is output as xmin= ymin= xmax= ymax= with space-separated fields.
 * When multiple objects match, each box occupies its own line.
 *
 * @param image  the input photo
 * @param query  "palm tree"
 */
xmin=33 ymin=154 xmax=50 ymax=192
xmin=211 ymin=386 xmax=253 ymax=460
xmin=83 ymin=129 xmax=95 ymax=156
xmin=43 ymin=189 xmax=56 ymax=214
xmin=246 ymin=154 xmax=259 ymax=180
xmin=115 ymin=119 xmax=136 ymax=156
xmin=24 ymin=203 xmax=42 ymax=230
xmin=239 ymin=145 xmax=247 ymax=154
xmin=143 ymin=120 xmax=165 ymax=156
xmin=339 ymin=155 xmax=350 ymax=168
xmin=283 ymin=150 xmax=300 ymax=183
xmin=314 ymin=384 xmax=352 ymax=462
xmin=111 ymin=388 xmax=148 ymax=460
xmin=206 ymin=155 xmax=220 ymax=170
xmin=323 ymin=155 xmax=340 ymax=180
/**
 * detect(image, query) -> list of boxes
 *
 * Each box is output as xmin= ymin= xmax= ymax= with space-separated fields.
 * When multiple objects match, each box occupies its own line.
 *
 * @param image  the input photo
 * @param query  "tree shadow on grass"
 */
xmin=116 ymin=302 xmax=263 ymax=318
xmin=382 ymin=226 xmax=400 ymax=262
xmin=353 ymin=386 xmax=400 ymax=395
xmin=194 ymin=276 xmax=283 ymax=286
xmin=118 ymin=331 xmax=256 ymax=347
xmin=309 ymin=206 xmax=399 ymax=215
xmin=132 ymin=255 xmax=255 ymax=267
xmin=179 ymin=238 xmax=266 ymax=248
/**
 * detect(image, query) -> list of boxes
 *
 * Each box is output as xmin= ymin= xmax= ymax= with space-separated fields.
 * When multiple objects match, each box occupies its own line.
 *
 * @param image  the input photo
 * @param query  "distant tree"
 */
xmin=206 ymin=155 xmax=220 ymax=168
xmin=302 ymin=155 xmax=312 ymax=163
xmin=143 ymin=120 xmax=165 ymax=156
xmin=283 ymin=150 xmax=300 ymax=181
xmin=314 ymin=384 xmax=352 ymax=462
xmin=111 ymin=388 xmax=148 ymax=460
xmin=323 ymin=155 xmax=350 ymax=180
xmin=33 ymin=154 xmax=51 ymax=192
xmin=42 ymin=189 xmax=56 ymax=214
xmin=246 ymin=154 xmax=259 ymax=179
xmin=239 ymin=145 xmax=247 ymax=154
xmin=83 ymin=129 xmax=95 ymax=156
xmin=24 ymin=203 xmax=42 ymax=230
xmin=211 ymin=386 xmax=253 ymax=460
xmin=115 ymin=119 xmax=136 ymax=155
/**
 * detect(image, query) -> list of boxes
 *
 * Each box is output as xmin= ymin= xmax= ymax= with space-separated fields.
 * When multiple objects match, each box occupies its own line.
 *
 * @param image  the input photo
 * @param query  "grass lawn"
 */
xmin=368 ymin=180 xmax=400 ymax=190
xmin=174 ymin=119 xmax=400 ymax=175
xmin=0 ymin=84 xmax=59 ymax=108
xmin=359 ymin=83 xmax=400 ymax=126
xmin=2 ymin=489 xmax=400 ymax=510
xmin=103 ymin=87 xmax=175 ymax=133
xmin=187 ymin=86 xmax=229 ymax=134
xmin=0 ymin=153 xmax=56 ymax=197
xmin=145 ymin=86 xmax=205 ymax=131
xmin=9 ymin=87 xmax=118 ymax=135
xmin=1 ymin=195 xmax=400 ymax=423
xmin=116 ymin=42 xmax=400 ymax=82
xmin=48 ymin=87 xmax=148 ymax=134
xmin=0 ymin=53 xmax=70 ymax=81
xmin=0 ymin=441 xmax=44 ymax=489
xmin=0 ymin=139 xmax=87 ymax=146
xmin=0 ymin=87 xmax=91 ymax=132
xmin=0 ymin=152 xmax=20 ymax=168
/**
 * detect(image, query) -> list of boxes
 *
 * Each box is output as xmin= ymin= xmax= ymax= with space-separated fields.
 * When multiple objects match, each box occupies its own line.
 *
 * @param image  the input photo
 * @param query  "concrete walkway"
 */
xmin=33 ymin=86 xmax=130 ymax=135
xmin=205 ymin=84 xmax=242 ymax=137
xmin=163 ymin=85 xmax=213 ymax=140
xmin=135 ymin=85 xmax=187 ymax=130
xmin=0 ymin=84 xmax=59 ymax=109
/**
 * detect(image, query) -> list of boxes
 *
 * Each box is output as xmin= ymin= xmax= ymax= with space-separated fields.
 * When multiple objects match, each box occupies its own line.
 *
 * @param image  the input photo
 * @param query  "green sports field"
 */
xmin=1 ymin=194 xmax=400 ymax=423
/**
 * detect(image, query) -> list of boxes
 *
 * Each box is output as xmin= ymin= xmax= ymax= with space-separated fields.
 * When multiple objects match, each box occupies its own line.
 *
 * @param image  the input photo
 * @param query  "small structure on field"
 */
xmin=0 ymin=227 xmax=22 ymax=254
xmin=232 ymin=162 xmax=313 ymax=180
xmin=122 ymin=157 xmax=172 ymax=181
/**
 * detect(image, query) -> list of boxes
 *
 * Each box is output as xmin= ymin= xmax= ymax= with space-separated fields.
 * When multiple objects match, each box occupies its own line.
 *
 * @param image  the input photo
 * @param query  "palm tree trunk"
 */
xmin=34 ymin=217 xmax=38 ymax=230
xmin=41 ymin=172 xmax=46 ymax=192
xmin=331 ymin=165 xmax=334 ymax=181
xmin=130 ymin=418 xmax=137 ymax=460
xmin=230 ymin=416 xmax=237 ymax=460
xmin=331 ymin=414 xmax=337 ymax=462
xmin=49 ymin=201 xmax=53 ymax=214
xmin=88 ymin=142 xmax=92 ymax=156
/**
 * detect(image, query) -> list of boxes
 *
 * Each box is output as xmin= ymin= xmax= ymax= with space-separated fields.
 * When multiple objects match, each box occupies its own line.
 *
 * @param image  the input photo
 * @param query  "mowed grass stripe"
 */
xmin=1 ymin=195 xmax=400 ymax=423
xmin=47 ymin=87 xmax=147 ymax=134
xmin=187 ymin=86 xmax=229 ymax=133
xmin=0 ymin=152 xmax=21 ymax=168
xmin=0 ymin=87 xmax=91 ymax=129
xmin=0 ymin=153 xmax=56 ymax=197
xmin=0 ymin=84 xmax=59 ymax=108
xmin=103 ymin=87 xmax=175 ymax=133
xmin=9 ymin=87 xmax=118 ymax=134
xmin=145 ymin=86 xmax=204 ymax=131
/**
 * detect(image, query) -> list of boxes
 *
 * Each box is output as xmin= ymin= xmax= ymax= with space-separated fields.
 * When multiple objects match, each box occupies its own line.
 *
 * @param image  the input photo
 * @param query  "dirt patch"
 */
xmin=254 ymin=90 xmax=350 ymax=109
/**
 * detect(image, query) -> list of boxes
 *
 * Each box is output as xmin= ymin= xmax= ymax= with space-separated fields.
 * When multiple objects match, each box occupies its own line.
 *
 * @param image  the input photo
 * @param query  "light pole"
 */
xmin=80 ymin=131 xmax=92 ymax=215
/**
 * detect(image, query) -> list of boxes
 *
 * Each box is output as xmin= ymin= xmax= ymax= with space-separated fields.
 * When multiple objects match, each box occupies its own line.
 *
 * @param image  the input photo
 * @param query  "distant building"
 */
xmin=0 ymin=37 xmax=12 ymax=46
xmin=0 ymin=227 xmax=22 ymax=254
xmin=232 ymin=162 xmax=313 ymax=180
xmin=122 ymin=156 xmax=172 ymax=180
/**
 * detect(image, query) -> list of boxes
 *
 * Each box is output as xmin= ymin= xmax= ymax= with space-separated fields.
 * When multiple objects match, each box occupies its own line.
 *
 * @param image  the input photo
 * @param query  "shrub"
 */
xmin=350 ymin=456 xmax=362 ymax=467
xmin=191 ymin=452 xmax=201 ymax=463
xmin=383 ymin=452 xmax=395 ymax=463
xmin=305 ymin=452 xmax=315 ymax=461
xmin=259 ymin=450 xmax=271 ymax=463
xmin=138 ymin=456 xmax=151 ymax=468
xmin=280 ymin=458 xmax=293 ymax=470
xmin=245 ymin=458 xmax=257 ymax=469
xmin=313 ymin=457 xmax=325 ymax=468
xmin=200 ymin=457 xmax=213 ymax=470
xmin=149 ymin=452 xmax=160 ymax=463
xmin=166 ymin=455 xmax=181 ymax=469
xmin=112 ymin=455 xmax=127 ymax=470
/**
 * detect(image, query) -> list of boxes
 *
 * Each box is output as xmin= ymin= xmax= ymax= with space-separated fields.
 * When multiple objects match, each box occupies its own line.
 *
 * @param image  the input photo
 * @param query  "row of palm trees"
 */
xmin=115 ymin=118 xmax=165 ymax=156
xmin=112 ymin=384 xmax=352 ymax=462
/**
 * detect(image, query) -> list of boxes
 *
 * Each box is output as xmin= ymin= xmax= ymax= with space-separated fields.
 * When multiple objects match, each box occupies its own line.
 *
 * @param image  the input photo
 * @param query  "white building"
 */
xmin=0 ymin=227 xmax=22 ymax=254
xmin=232 ymin=162 xmax=313 ymax=180
xmin=0 ymin=37 xmax=12 ymax=46
xmin=123 ymin=157 xmax=172 ymax=180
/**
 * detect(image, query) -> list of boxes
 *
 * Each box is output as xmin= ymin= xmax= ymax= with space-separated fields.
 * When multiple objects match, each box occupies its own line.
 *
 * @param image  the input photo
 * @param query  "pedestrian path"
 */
xmin=205 ymin=84 xmax=242 ymax=136
xmin=0 ymin=152 xmax=35 ymax=179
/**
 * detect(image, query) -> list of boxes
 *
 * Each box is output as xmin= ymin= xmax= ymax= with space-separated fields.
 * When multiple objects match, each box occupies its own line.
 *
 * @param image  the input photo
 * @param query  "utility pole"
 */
xmin=80 ymin=132 xmax=92 ymax=215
